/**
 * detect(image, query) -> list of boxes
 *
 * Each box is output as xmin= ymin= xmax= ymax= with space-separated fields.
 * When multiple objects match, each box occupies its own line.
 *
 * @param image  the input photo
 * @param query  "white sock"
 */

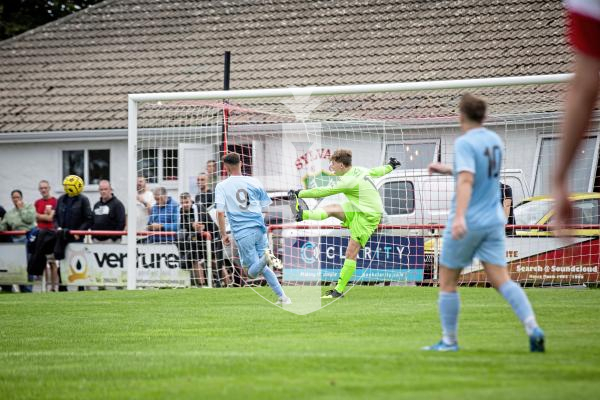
xmin=523 ymin=316 xmax=539 ymax=336
xmin=442 ymin=334 xmax=457 ymax=346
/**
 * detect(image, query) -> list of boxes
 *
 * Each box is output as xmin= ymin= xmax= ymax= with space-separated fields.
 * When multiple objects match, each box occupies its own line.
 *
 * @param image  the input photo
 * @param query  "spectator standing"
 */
xmin=554 ymin=0 xmax=600 ymax=227
xmin=34 ymin=180 xmax=59 ymax=291
xmin=195 ymin=201 xmax=232 ymax=287
xmin=500 ymin=183 xmax=515 ymax=236
xmin=137 ymin=176 xmax=155 ymax=214
xmin=0 ymin=204 xmax=9 ymax=292
xmin=195 ymin=173 xmax=214 ymax=207
xmin=54 ymin=178 xmax=93 ymax=291
xmin=0 ymin=190 xmax=36 ymax=292
xmin=0 ymin=190 xmax=36 ymax=238
xmin=206 ymin=159 xmax=219 ymax=192
xmin=146 ymin=187 xmax=179 ymax=243
xmin=136 ymin=176 xmax=155 ymax=241
xmin=91 ymin=180 xmax=126 ymax=243
xmin=0 ymin=204 xmax=10 ymax=242
xmin=178 ymin=193 xmax=207 ymax=287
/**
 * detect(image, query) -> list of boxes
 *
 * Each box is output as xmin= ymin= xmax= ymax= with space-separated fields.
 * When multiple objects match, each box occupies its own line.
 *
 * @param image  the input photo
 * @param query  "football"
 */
xmin=63 ymin=174 xmax=84 ymax=197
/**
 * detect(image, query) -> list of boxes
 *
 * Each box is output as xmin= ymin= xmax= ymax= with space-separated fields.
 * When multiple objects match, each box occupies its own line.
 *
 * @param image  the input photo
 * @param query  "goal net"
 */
xmin=128 ymin=75 xmax=599 ymax=306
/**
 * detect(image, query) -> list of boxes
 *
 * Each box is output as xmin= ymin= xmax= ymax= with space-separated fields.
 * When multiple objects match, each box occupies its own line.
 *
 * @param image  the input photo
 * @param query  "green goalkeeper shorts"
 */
xmin=341 ymin=202 xmax=382 ymax=247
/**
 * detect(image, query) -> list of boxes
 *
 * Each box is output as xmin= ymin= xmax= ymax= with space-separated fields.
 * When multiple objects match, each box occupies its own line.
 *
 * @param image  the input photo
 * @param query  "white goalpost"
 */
xmin=126 ymin=73 xmax=600 ymax=297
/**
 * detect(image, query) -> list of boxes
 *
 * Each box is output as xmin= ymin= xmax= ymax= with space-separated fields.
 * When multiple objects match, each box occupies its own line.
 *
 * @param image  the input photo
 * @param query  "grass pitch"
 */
xmin=1 ymin=286 xmax=599 ymax=399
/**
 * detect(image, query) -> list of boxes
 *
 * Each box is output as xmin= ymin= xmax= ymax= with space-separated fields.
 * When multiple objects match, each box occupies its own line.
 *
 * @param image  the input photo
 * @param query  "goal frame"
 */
xmin=126 ymin=73 xmax=572 ymax=289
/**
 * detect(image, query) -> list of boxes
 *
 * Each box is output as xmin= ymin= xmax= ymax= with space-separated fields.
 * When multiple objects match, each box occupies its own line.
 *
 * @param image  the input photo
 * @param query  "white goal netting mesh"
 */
xmin=133 ymin=82 xmax=599 ymax=295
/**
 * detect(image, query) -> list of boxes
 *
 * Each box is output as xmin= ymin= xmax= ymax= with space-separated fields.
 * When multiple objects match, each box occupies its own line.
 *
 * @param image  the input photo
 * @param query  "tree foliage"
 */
xmin=0 ymin=0 xmax=103 ymax=40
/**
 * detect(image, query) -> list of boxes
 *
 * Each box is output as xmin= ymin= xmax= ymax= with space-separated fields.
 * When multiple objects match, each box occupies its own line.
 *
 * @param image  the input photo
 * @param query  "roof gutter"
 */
xmin=0 ymin=129 xmax=127 ymax=143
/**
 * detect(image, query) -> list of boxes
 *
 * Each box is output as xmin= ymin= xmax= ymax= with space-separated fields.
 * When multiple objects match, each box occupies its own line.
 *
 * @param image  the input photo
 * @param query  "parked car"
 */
xmin=513 ymin=193 xmax=600 ymax=237
xmin=422 ymin=192 xmax=600 ymax=284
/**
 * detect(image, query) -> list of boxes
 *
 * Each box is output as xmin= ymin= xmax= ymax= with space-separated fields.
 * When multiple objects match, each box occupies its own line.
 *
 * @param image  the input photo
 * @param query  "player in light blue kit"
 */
xmin=215 ymin=152 xmax=291 ymax=305
xmin=423 ymin=94 xmax=544 ymax=352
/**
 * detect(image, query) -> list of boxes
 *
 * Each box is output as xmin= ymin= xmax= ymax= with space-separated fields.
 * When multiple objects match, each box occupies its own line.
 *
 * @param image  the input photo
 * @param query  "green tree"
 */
xmin=0 ymin=0 xmax=103 ymax=40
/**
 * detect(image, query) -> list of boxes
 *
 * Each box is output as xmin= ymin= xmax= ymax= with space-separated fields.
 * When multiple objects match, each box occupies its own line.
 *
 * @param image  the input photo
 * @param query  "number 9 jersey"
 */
xmin=214 ymin=176 xmax=272 ymax=238
xmin=450 ymin=127 xmax=506 ymax=229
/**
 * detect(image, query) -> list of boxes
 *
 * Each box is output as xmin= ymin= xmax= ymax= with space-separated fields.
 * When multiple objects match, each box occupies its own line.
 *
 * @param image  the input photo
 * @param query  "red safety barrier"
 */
xmin=266 ymin=223 xmax=598 ymax=232
xmin=0 ymin=230 xmax=212 ymax=240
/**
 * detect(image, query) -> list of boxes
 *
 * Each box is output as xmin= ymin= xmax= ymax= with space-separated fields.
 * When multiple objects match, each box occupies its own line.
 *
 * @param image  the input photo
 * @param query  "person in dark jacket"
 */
xmin=194 ymin=173 xmax=214 ymax=207
xmin=91 ymin=180 xmax=126 ymax=242
xmin=54 ymin=189 xmax=93 ymax=252
xmin=0 ymin=204 xmax=10 ymax=243
xmin=53 ymin=178 xmax=93 ymax=291
xmin=500 ymin=183 xmax=515 ymax=236
xmin=0 ymin=204 xmax=11 ymax=292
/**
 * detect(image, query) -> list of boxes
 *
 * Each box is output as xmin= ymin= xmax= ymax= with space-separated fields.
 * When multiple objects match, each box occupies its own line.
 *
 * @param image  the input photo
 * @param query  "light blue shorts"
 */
xmin=234 ymin=228 xmax=269 ymax=268
xmin=440 ymin=225 xmax=506 ymax=269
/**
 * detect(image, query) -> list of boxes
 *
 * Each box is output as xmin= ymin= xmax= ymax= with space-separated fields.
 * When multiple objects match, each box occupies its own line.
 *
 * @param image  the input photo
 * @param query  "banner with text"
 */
xmin=283 ymin=235 xmax=424 ymax=282
xmin=62 ymin=243 xmax=190 ymax=287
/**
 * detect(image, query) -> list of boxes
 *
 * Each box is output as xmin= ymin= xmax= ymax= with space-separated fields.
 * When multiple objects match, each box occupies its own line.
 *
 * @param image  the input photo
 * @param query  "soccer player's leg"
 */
xmin=478 ymin=228 xmax=544 ymax=352
xmin=323 ymin=209 xmax=377 ymax=299
xmin=290 ymin=191 xmax=347 ymax=223
xmin=305 ymin=204 xmax=346 ymax=223
xmin=250 ymin=231 xmax=290 ymax=304
xmin=236 ymin=232 xmax=265 ymax=279
xmin=322 ymin=238 xmax=360 ymax=299
xmin=422 ymin=265 xmax=461 ymax=352
xmin=423 ymin=229 xmax=479 ymax=351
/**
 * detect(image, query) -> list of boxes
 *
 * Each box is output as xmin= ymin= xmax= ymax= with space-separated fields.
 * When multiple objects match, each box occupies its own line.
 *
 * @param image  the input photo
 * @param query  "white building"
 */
xmin=0 ymin=0 xmax=598 ymax=209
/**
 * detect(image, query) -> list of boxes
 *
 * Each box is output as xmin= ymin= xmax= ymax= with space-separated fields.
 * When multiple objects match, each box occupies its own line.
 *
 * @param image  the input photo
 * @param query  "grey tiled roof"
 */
xmin=0 ymin=0 xmax=571 ymax=133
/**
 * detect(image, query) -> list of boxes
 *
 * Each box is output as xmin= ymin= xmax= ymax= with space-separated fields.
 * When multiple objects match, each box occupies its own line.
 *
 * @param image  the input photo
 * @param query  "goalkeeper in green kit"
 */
xmin=289 ymin=149 xmax=401 ymax=298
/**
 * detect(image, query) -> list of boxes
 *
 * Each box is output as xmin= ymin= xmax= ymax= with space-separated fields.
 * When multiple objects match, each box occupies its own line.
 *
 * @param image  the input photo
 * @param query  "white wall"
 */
xmin=0 ymin=139 xmax=129 ymax=211
xmin=0 ymin=118 xmax=577 ymax=215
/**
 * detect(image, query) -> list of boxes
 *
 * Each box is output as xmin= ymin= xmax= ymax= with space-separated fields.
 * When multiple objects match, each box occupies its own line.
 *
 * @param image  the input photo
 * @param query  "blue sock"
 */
xmin=499 ymin=280 xmax=538 ymax=335
xmin=248 ymin=254 xmax=267 ymax=278
xmin=439 ymin=291 xmax=460 ymax=345
xmin=262 ymin=266 xmax=284 ymax=298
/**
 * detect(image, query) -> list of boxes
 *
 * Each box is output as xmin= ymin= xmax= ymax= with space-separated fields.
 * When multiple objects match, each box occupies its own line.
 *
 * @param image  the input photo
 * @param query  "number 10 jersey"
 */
xmin=450 ymin=127 xmax=505 ymax=230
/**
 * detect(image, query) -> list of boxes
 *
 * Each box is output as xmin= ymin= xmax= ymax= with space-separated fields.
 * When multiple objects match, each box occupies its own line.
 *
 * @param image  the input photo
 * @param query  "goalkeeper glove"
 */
xmin=388 ymin=157 xmax=401 ymax=169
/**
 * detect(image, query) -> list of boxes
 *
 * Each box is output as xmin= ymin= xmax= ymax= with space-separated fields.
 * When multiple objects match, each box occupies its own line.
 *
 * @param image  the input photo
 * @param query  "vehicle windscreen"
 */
xmin=514 ymin=200 xmax=553 ymax=226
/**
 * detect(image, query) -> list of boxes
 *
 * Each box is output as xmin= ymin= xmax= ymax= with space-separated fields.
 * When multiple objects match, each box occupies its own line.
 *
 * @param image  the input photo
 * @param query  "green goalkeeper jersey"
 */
xmin=298 ymin=164 xmax=393 ymax=215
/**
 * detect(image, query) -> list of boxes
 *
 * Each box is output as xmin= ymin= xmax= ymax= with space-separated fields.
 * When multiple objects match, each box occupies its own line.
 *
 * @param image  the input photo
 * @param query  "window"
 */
xmin=63 ymin=150 xmax=84 ymax=178
xmin=88 ymin=150 xmax=110 ymax=184
xmin=379 ymin=181 xmax=415 ymax=215
xmin=385 ymin=141 xmax=438 ymax=170
xmin=62 ymin=149 xmax=110 ymax=184
xmin=137 ymin=148 xmax=178 ymax=183
xmin=533 ymin=136 xmax=599 ymax=195
xmin=162 ymin=149 xmax=178 ymax=181
xmin=138 ymin=149 xmax=158 ymax=183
